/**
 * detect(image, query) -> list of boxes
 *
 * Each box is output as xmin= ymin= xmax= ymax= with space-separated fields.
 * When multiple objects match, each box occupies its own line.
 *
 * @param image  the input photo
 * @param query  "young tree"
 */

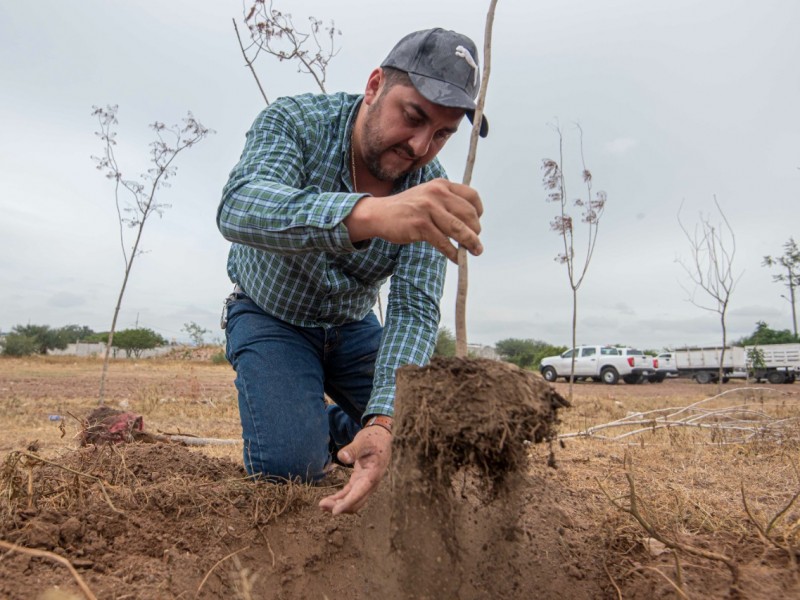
xmin=541 ymin=123 xmax=607 ymax=402
xmin=183 ymin=321 xmax=210 ymax=346
xmin=9 ymin=324 xmax=68 ymax=355
xmin=677 ymin=196 xmax=742 ymax=392
xmin=455 ymin=0 xmax=498 ymax=357
xmin=735 ymin=321 xmax=800 ymax=345
xmin=495 ymin=338 xmax=566 ymax=370
xmin=434 ymin=327 xmax=456 ymax=357
xmin=92 ymin=106 xmax=212 ymax=404
xmin=57 ymin=325 xmax=96 ymax=343
xmin=763 ymin=237 xmax=800 ymax=337
xmin=1 ymin=332 xmax=38 ymax=357
xmin=113 ymin=328 xmax=167 ymax=359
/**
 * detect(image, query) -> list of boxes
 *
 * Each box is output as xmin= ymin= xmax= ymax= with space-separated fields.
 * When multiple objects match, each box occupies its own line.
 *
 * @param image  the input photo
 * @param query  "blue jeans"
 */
xmin=224 ymin=293 xmax=382 ymax=482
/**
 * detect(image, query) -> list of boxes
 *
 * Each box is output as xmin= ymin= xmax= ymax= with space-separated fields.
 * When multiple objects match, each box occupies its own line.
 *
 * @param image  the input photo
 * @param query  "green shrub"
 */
xmin=211 ymin=349 xmax=229 ymax=365
xmin=2 ymin=333 xmax=39 ymax=357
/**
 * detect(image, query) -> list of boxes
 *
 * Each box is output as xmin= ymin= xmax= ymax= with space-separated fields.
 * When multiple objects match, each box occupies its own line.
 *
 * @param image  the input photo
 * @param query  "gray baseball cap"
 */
xmin=381 ymin=28 xmax=489 ymax=138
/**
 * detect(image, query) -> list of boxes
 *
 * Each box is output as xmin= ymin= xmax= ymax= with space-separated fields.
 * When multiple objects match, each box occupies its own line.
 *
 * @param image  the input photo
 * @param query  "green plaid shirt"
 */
xmin=217 ymin=92 xmax=447 ymax=419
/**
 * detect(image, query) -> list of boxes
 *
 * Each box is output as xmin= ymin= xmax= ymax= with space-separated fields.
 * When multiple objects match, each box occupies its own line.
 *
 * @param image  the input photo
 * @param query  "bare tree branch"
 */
xmin=559 ymin=386 xmax=799 ymax=443
xmin=237 ymin=1 xmax=341 ymax=96
xmin=91 ymin=106 xmax=213 ymax=404
xmin=676 ymin=196 xmax=742 ymax=392
xmin=233 ymin=18 xmax=269 ymax=105
xmin=598 ymin=453 xmax=741 ymax=593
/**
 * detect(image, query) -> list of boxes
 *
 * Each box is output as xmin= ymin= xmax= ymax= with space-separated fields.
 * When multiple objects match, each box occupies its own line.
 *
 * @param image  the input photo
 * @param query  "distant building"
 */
xmin=467 ymin=343 xmax=500 ymax=360
xmin=47 ymin=342 xmax=173 ymax=359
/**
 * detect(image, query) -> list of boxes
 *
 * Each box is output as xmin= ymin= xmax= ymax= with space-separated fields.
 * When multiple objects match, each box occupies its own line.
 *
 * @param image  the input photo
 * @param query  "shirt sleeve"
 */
xmin=217 ymin=98 xmax=366 ymax=255
xmin=363 ymin=158 xmax=450 ymax=420
xmin=364 ymin=241 xmax=447 ymax=420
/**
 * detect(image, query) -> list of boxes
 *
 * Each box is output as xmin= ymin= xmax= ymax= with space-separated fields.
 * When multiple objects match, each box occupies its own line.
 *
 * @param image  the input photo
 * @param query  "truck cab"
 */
xmin=540 ymin=345 xmax=653 ymax=384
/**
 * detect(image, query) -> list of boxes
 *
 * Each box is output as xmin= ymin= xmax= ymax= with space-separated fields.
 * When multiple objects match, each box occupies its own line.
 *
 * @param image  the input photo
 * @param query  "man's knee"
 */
xmin=242 ymin=441 xmax=328 ymax=483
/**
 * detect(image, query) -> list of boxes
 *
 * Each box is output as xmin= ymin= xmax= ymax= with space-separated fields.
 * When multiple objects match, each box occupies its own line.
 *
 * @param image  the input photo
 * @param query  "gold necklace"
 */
xmin=350 ymin=142 xmax=358 ymax=193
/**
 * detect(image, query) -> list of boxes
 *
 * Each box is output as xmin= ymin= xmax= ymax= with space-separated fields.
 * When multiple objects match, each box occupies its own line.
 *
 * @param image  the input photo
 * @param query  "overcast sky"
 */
xmin=1 ymin=0 xmax=798 ymax=350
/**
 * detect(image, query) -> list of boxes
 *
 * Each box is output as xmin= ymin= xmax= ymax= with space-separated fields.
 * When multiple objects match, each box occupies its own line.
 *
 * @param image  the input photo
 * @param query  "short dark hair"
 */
xmin=380 ymin=67 xmax=413 ymax=92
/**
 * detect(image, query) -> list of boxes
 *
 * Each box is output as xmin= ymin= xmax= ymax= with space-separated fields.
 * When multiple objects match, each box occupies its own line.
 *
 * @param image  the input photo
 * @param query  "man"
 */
xmin=217 ymin=27 xmax=487 ymax=515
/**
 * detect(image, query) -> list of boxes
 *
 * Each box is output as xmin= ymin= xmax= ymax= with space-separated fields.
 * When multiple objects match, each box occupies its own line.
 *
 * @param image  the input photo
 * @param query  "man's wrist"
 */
xmin=364 ymin=414 xmax=393 ymax=435
xmin=344 ymin=195 xmax=378 ymax=243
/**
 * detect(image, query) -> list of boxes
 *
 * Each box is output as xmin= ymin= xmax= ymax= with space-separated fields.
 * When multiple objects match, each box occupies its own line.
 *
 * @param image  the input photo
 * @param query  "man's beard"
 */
xmin=360 ymin=95 xmax=422 ymax=182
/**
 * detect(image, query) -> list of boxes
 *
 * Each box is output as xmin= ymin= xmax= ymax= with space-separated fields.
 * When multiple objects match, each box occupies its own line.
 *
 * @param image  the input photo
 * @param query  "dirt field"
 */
xmin=1 ymin=354 xmax=799 ymax=599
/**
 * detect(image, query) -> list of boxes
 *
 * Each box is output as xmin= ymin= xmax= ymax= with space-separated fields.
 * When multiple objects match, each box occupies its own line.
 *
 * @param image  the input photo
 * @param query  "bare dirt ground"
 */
xmin=1 ymin=354 xmax=799 ymax=599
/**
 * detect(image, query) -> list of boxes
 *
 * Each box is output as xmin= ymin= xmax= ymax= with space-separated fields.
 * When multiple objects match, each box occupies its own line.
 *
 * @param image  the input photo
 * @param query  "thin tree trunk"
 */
xmin=455 ymin=247 xmax=469 ymax=357
xmin=455 ymin=0 xmax=498 ymax=358
xmin=232 ymin=18 xmax=270 ymax=106
xmin=718 ymin=310 xmax=727 ymax=395
xmin=99 ymin=181 xmax=161 ymax=404
xmin=569 ymin=287 xmax=577 ymax=403
xmin=790 ymin=274 xmax=798 ymax=337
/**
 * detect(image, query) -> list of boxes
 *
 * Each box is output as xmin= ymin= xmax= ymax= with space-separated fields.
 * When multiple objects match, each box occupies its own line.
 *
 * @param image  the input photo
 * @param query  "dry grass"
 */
xmin=0 ymin=355 xmax=242 ymax=462
xmin=1 ymin=357 xmax=799 ymax=598
xmin=540 ymin=378 xmax=800 ymax=596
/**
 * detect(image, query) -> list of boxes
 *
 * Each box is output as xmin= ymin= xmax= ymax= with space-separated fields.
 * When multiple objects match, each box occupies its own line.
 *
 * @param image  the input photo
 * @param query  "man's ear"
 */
xmin=363 ymin=68 xmax=384 ymax=106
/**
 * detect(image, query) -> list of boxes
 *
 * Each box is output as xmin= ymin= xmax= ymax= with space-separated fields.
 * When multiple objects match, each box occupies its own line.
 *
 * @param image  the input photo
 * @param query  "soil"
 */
xmin=386 ymin=357 xmax=578 ymax=599
xmin=1 ymin=357 xmax=798 ymax=599
xmin=0 ymin=444 xmax=606 ymax=600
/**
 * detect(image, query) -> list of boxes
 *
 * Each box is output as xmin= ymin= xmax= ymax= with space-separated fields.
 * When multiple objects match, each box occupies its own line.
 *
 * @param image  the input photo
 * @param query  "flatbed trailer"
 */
xmin=668 ymin=344 xmax=799 ymax=384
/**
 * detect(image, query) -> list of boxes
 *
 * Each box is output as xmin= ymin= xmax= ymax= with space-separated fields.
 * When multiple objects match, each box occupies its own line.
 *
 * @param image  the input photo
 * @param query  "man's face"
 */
xmin=361 ymin=79 xmax=465 ymax=182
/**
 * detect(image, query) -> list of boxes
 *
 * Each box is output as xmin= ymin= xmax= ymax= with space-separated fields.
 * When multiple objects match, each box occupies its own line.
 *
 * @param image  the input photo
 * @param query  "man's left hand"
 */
xmin=319 ymin=424 xmax=392 ymax=515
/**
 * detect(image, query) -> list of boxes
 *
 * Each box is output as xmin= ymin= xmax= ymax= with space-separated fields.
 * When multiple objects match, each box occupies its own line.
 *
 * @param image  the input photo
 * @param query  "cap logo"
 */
xmin=454 ymin=45 xmax=479 ymax=86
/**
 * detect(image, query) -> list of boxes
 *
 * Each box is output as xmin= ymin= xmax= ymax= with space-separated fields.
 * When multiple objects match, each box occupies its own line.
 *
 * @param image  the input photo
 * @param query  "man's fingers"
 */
xmin=427 ymin=210 xmax=482 ymax=259
xmin=432 ymin=237 xmax=459 ymax=263
xmin=335 ymin=495 xmax=369 ymax=515
xmin=335 ymin=474 xmax=375 ymax=514
xmin=319 ymin=474 xmax=373 ymax=515
xmin=445 ymin=181 xmax=484 ymax=217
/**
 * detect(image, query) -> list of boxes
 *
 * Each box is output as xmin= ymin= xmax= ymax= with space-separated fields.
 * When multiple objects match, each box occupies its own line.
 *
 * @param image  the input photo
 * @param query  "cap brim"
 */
xmin=466 ymin=109 xmax=489 ymax=138
xmin=408 ymin=73 xmax=489 ymax=138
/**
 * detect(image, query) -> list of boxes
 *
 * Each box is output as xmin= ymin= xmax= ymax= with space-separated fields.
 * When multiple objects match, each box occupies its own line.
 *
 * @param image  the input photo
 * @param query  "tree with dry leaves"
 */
xmin=541 ymin=123 xmax=607 ymax=401
xmin=92 ymin=106 xmax=212 ymax=404
xmin=233 ymin=1 xmax=342 ymax=105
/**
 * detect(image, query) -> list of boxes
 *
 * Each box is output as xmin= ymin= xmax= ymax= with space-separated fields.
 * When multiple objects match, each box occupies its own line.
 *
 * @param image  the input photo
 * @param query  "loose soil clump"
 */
xmin=393 ymin=357 xmax=568 ymax=491
xmin=387 ymin=357 xmax=575 ymax=599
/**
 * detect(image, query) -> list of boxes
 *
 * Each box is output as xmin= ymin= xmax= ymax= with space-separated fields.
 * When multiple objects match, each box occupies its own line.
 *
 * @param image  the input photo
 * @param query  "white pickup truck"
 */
xmin=540 ymin=345 xmax=655 ymax=385
xmin=616 ymin=347 xmax=660 ymax=384
xmin=653 ymin=352 xmax=679 ymax=382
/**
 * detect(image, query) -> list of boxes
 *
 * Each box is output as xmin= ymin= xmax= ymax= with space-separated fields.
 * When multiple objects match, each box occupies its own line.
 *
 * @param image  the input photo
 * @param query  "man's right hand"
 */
xmin=344 ymin=179 xmax=483 ymax=263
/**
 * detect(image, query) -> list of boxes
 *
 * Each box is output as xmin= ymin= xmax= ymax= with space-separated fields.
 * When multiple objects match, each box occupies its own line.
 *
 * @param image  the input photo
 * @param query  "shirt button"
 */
xmin=324 ymin=216 xmax=333 ymax=223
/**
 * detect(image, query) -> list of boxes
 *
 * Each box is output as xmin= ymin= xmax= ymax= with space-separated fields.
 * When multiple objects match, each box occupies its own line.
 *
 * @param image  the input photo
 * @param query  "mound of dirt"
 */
xmin=0 ymin=449 xmax=609 ymax=599
xmin=0 ymin=361 xmax=612 ymax=599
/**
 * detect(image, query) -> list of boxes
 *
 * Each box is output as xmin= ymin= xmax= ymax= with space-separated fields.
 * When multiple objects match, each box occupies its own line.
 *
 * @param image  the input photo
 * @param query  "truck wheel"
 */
xmin=623 ymin=374 xmax=642 ymax=384
xmin=695 ymin=371 xmax=713 ymax=384
xmin=648 ymin=373 xmax=666 ymax=383
xmin=601 ymin=367 xmax=619 ymax=385
xmin=541 ymin=367 xmax=557 ymax=382
xmin=767 ymin=371 xmax=786 ymax=384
